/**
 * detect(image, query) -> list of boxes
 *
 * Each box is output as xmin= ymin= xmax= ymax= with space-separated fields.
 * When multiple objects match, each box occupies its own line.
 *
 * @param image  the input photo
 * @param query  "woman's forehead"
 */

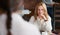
xmin=38 ymin=6 xmax=43 ymax=9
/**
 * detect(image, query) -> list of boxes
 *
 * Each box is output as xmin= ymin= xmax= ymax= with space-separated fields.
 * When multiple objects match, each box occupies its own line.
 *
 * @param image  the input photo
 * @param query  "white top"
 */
xmin=29 ymin=16 xmax=52 ymax=32
xmin=0 ymin=13 xmax=41 ymax=35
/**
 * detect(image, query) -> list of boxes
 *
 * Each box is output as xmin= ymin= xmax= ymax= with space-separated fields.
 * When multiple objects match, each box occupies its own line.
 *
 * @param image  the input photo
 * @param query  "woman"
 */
xmin=0 ymin=0 xmax=41 ymax=35
xmin=29 ymin=2 xmax=52 ymax=35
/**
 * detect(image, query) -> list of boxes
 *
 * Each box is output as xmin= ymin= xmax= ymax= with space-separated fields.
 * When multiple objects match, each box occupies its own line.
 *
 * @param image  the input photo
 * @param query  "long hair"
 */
xmin=0 ymin=0 xmax=12 ymax=35
xmin=0 ymin=0 xmax=23 ymax=35
xmin=34 ymin=2 xmax=48 ymax=21
xmin=6 ymin=1 xmax=12 ymax=35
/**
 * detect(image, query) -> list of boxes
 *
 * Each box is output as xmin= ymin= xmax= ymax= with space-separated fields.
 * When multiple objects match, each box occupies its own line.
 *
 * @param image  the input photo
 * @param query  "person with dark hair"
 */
xmin=0 ymin=0 xmax=41 ymax=35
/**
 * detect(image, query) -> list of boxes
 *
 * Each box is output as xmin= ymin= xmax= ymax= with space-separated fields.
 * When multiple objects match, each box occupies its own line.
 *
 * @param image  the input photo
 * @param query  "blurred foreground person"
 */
xmin=0 ymin=0 xmax=41 ymax=35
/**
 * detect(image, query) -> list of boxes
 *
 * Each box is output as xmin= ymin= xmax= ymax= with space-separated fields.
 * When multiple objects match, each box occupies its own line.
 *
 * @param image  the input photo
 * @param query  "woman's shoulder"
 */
xmin=31 ymin=16 xmax=35 ymax=18
xmin=30 ymin=16 xmax=35 ymax=20
xmin=29 ymin=16 xmax=35 ymax=22
xmin=11 ymin=13 xmax=25 ymax=24
xmin=48 ymin=15 xmax=51 ymax=20
xmin=12 ymin=13 xmax=23 ymax=20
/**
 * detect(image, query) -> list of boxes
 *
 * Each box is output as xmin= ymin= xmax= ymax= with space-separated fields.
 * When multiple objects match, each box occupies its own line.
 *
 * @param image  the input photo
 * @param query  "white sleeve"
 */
xmin=11 ymin=14 xmax=41 ymax=35
xmin=29 ymin=16 xmax=35 ymax=23
xmin=45 ymin=16 xmax=52 ymax=31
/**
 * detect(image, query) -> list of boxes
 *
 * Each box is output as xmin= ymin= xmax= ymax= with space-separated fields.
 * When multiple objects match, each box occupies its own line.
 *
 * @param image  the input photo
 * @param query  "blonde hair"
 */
xmin=34 ymin=2 xmax=48 ymax=21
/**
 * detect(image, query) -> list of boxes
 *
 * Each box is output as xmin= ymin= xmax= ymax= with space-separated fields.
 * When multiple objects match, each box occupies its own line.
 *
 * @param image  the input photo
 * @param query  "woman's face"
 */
xmin=37 ymin=6 xmax=44 ymax=16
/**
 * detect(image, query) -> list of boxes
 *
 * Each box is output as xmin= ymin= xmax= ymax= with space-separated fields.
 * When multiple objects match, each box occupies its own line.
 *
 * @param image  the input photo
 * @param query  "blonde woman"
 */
xmin=29 ymin=2 xmax=52 ymax=35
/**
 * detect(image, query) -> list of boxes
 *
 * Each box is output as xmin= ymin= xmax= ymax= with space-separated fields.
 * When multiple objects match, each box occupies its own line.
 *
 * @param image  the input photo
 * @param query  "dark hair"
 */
xmin=0 ymin=0 xmax=22 ymax=35
xmin=0 ymin=0 xmax=12 ymax=35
